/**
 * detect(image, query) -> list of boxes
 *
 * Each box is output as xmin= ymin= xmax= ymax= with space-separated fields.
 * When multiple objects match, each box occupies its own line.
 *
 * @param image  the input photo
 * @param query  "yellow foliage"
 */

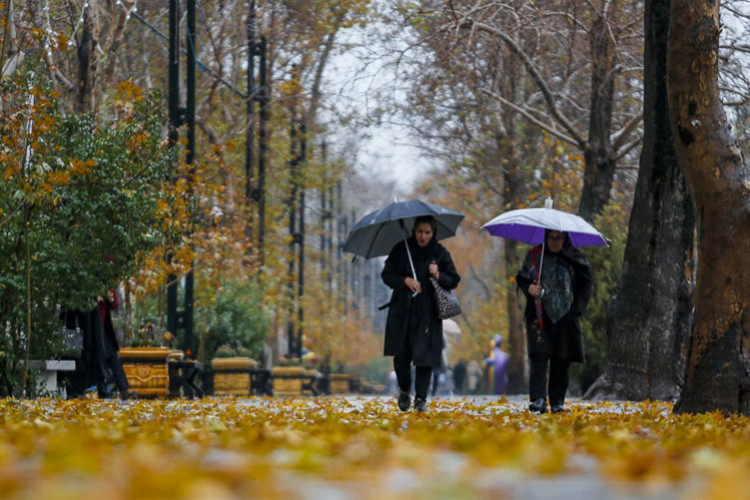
xmin=69 ymin=158 xmax=92 ymax=176
xmin=1 ymin=399 xmax=750 ymax=498
xmin=46 ymin=170 xmax=70 ymax=186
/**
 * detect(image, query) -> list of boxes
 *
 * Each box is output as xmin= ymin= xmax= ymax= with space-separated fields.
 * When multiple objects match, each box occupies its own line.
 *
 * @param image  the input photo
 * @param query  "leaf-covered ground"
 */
xmin=1 ymin=396 xmax=749 ymax=499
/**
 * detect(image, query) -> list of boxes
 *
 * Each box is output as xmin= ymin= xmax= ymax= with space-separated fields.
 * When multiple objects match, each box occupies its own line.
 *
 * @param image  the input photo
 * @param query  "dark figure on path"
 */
xmin=60 ymin=290 xmax=130 ymax=399
xmin=516 ymin=230 xmax=592 ymax=414
xmin=97 ymin=289 xmax=130 ymax=398
xmin=430 ymin=352 xmax=446 ymax=397
xmin=466 ymin=360 xmax=483 ymax=394
xmin=485 ymin=334 xmax=509 ymax=395
xmin=382 ymin=216 xmax=461 ymax=412
xmin=452 ymin=360 xmax=467 ymax=395
xmin=60 ymin=307 xmax=103 ymax=397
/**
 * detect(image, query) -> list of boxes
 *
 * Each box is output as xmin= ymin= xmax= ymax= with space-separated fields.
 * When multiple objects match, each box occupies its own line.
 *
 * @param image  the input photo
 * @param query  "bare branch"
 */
xmin=611 ymin=111 xmax=643 ymax=150
xmin=482 ymin=89 xmax=580 ymax=147
xmin=455 ymin=19 xmax=587 ymax=147
xmin=469 ymin=264 xmax=493 ymax=300
xmin=614 ymin=135 xmax=643 ymax=162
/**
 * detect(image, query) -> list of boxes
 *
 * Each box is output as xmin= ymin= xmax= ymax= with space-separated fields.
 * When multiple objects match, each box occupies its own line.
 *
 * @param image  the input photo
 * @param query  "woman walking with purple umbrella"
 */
xmin=516 ymin=229 xmax=593 ymax=413
xmin=483 ymin=198 xmax=603 ymax=413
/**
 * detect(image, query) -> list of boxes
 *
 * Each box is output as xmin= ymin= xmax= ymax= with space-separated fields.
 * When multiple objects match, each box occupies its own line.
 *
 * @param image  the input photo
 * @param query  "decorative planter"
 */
xmin=329 ymin=373 xmax=353 ymax=394
xmin=120 ymin=347 xmax=170 ymax=397
xmin=212 ymin=357 xmax=256 ymax=396
xmin=272 ymin=366 xmax=305 ymax=396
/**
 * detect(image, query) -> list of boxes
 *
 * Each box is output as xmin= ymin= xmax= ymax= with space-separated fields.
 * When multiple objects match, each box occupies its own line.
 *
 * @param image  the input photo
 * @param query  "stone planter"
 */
xmin=120 ymin=347 xmax=170 ymax=397
xmin=211 ymin=357 xmax=256 ymax=396
xmin=272 ymin=366 xmax=305 ymax=396
xmin=329 ymin=373 xmax=353 ymax=394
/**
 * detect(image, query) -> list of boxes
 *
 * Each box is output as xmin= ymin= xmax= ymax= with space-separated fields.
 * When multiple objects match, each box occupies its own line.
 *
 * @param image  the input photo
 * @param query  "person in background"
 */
xmin=466 ymin=359 xmax=483 ymax=395
xmin=485 ymin=334 xmax=509 ymax=396
xmin=516 ymin=230 xmax=592 ymax=414
xmin=430 ymin=351 xmax=447 ymax=397
xmin=381 ymin=216 xmax=461 ymax=412
xmin=97 ymin=289 xmax=131 ymax=399
xmin=452 ymin=360 xmax=467 ymax=395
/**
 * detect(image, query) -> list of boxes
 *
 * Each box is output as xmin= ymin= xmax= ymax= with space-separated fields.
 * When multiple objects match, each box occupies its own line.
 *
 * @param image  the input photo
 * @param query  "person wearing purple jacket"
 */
xmin=485 ymin=334 xmax=509 ymax=395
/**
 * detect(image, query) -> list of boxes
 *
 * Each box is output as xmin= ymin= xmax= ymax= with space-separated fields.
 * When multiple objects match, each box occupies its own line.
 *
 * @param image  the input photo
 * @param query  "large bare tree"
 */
xmin=584 ymin=0 xmax=695 ymax=402
xmin=669 ymin=0 xmax=749 ymax=414
xmin=443 ymin=0 xmax=644 ymax=221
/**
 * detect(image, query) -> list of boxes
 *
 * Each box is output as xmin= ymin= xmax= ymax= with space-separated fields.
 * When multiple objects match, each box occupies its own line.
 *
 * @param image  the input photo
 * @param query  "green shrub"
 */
xmin=197 ymin=279 xmax=268 ymax=363
xmin=0 ymin=60 xmax=177 ymax=396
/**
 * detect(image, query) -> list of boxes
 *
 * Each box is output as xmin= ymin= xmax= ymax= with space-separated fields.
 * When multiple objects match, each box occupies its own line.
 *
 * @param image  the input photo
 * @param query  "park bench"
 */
xmin=28 ymin=360 xmax=76 ymax=396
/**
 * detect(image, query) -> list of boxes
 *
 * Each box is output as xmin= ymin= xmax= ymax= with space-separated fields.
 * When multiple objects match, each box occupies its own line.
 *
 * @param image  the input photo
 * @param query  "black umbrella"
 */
xmin=342 ymin=199 xmax=465 ymax=278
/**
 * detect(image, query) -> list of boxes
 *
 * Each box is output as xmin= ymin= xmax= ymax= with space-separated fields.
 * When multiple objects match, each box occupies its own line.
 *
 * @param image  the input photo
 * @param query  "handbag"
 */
xmin=430 ymin=277 xmax=462 ymax=319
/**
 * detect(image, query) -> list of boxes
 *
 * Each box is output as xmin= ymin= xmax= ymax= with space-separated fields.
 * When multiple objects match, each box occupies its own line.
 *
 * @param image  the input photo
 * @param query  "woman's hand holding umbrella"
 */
xmin=528 ymin=284 xmax=543 ymax=298
xmin=404 ymin=276 xmax=422 ymax=294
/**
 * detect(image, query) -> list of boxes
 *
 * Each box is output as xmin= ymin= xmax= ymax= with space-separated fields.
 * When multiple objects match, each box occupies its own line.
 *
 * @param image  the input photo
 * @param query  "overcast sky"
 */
xmin=322 ymin=19 xmax=432 ymax=196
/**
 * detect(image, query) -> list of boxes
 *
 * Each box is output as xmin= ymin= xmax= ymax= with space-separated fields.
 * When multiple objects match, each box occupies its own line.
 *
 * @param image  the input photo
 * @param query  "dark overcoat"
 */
xmin=516 ymin=240 xmax=592 ymax=363
xmin=381 ymin=236 xmax=460 ymax=367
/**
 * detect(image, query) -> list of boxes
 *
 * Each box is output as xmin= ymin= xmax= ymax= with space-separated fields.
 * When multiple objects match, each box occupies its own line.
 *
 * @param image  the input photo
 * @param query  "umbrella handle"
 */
xmin=536 ymin=239 xmax=545 ymax=285
xmin=400 ymin=220 xmax=418 ymax=297
xmin=535 ymin=239 xmax=545 ymax=329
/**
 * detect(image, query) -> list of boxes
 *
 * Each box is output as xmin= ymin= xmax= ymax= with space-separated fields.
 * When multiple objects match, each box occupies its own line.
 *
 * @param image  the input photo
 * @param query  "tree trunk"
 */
xmin=500 ymin=54 xmax=527 ymax=394
xmin=579 ymin=9 xmax=618 ymax=221
xmin=504 ymin=238 xmax=526 ymax=393
xmin=669 ymin=0 xmax=750 ymax=415
xmin=76 ymin=18 xmax=95 ymax=113
xmin=585 ymin=0 xmax=695 ymax=402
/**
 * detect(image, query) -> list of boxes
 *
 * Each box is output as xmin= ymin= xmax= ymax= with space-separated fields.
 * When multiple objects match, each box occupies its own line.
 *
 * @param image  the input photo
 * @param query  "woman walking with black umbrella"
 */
xmin=381 ymin=216 xmax=461 ymax=412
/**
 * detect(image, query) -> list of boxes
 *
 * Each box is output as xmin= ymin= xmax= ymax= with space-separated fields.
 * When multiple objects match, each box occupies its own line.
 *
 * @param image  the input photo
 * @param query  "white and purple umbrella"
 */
xmin=482 ymin=198 xmax=607 ymax=248
xmin=483 ymin=198 xmax=606 ymax=327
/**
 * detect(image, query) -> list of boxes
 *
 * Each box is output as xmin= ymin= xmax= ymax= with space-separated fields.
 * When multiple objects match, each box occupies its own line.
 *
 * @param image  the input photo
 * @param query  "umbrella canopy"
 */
xmin=442 ymin=319 xmax=461 ymax=336
xmin=483 ymin=198 xmax=606 ymax=329
xmin=482 ymin=198 xmax=607 ymax=247
xmin=343 ymin=199 xmax=465 ymax=258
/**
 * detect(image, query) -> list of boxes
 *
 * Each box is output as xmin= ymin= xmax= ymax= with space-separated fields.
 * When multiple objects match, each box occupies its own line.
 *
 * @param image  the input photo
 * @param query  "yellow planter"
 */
xmin=272 ymin=366 xmax=305 ymax=396
xmin=329 ymin=373 xmax=352 ymax=394
xmin=120 ymin=347 xmax=170 ymax=397
xmin=212 ymin=357 xmax=256 ymax=397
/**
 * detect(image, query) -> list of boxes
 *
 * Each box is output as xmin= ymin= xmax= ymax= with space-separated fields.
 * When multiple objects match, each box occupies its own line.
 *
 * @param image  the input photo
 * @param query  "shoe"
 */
xmin=529 ymin=398 xmax=547 ymax=414
xmin=397 ymin=391 xmax=411 ymax=411
xmin=414 ymin=397 xmax=427 ymax=412
xmin=551 ymin=404 xmax=565 ymax=413
xmin=119 ymin=390 xmax=136 ymax=400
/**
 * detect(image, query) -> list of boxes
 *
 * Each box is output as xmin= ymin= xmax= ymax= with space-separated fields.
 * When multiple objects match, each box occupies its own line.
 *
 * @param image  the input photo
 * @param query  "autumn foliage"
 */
xmin=0 ymin=397 xmax=749 ymax=498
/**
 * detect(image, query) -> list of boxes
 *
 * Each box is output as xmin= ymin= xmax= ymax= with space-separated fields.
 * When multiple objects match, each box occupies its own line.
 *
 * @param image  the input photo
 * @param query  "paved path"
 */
xmin=232 ymin=395 xmax=695 ymax=500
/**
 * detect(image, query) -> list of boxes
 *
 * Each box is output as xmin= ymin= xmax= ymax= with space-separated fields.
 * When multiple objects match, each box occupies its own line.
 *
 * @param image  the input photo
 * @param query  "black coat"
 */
xmin=381 ymin=236 xmax=460 ymax=367
xmin=516 ymin=242 xmax=592 ymax=363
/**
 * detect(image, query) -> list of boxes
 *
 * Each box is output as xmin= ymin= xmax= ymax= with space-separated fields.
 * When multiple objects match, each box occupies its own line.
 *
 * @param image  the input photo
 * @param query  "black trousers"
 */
xmin=103 ymin=334 xmax=129 ymax=393
xmin=529 ymin=353 xmax=571 ymax=406
xmin=394 ymin=353 xmax=432 ymax=400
